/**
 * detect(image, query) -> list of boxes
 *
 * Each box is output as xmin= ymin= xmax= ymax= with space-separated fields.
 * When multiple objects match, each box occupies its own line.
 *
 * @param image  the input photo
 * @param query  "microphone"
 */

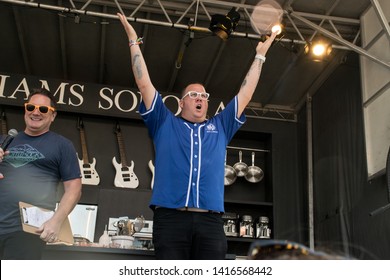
xmin=0 ymin=129 xmax=18 ymax=151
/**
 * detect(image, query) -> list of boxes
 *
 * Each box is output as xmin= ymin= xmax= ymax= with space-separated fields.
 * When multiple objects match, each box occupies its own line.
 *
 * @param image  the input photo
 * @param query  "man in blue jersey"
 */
xmin=0 ymin=88 xmax=82 ymax=259
xmin=118 ymin=13 xmax=276 ymax=259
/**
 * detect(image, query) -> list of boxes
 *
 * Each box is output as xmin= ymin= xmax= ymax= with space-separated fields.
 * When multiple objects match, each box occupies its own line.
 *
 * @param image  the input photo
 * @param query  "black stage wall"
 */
xmin=304 ymin=52 xmax=390 ymax=259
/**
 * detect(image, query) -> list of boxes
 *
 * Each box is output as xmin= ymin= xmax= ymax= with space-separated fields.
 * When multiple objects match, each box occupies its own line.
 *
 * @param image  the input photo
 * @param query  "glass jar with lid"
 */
xmin=255 ymin=216 xmax=271 ymax=239
xmin=239 ymin=215 xmax=254 ymax=238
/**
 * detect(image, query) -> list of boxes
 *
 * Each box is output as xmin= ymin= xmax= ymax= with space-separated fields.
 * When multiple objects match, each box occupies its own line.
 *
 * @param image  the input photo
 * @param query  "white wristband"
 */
xmin=255 ymin=54 xmax=266 ymax=63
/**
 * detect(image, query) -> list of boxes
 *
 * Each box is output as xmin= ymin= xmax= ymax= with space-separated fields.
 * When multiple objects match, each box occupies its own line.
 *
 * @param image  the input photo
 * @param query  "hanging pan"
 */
xmin=233 ymin=150 xmax=248 ymax=177
xmin=245 ymin=152 xmax=264 ymax=183
xmin=224 ymin=151 xmax=237 ymax=186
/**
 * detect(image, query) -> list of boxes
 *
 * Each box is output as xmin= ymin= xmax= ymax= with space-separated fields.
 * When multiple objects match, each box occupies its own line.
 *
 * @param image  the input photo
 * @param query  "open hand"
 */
xmin=256 ymin=31 xmax=278 ymax=56
xmin=117 ymin=13 xmax=138 ymax=41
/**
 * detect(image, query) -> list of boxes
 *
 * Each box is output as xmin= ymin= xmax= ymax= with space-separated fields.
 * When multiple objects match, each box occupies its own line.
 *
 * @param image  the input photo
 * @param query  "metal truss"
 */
xmin=245 ymin=105 xmax=297 ymax=122
xmin=0 ymin=0 xmax=389 ymax=70
xmin=1 ymin=0 xmax=389 ymax=122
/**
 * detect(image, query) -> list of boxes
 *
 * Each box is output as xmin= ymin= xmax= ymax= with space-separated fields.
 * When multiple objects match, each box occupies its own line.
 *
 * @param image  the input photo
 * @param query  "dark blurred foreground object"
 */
xmin=248 ymin=239 xmax=347 ymax=260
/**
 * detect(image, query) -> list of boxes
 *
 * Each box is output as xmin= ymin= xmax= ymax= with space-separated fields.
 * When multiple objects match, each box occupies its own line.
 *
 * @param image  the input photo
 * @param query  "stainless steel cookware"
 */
xmin=224 ymin=151 xmax=237 ymax=186
xmin=114 ymin=216 xmax=145 ymax=236
xmin=233 ymin=150 xmax=248 ymax=177
xmin=245 ymin=152 xmax=264 ymax=183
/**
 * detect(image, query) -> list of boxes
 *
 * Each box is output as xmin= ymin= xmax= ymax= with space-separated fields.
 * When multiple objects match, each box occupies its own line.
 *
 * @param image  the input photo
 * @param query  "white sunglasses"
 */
xmin=182 ymin=91 xmax=210 ymax=100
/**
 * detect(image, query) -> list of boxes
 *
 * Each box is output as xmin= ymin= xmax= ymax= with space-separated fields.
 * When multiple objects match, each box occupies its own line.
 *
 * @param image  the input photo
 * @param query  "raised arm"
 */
xmin=236 ymin=32 xmax=277 ymax=117
xmin=37 ymin=178 xmax=82 ymax=242
xmin=117 ymin=13 xmax=156 ymax=110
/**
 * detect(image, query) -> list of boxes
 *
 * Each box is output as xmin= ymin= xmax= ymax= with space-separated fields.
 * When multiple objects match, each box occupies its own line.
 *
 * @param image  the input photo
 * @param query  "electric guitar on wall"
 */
xmin=1 ymin=110 xmax=8 ymax=146
xmin=112 ymin=122 xmax=139 ymax=188
xmin=77 ymin=118 xmax=100 ymax=185
xmin=1 ymin=110 xmax=7 ymax=136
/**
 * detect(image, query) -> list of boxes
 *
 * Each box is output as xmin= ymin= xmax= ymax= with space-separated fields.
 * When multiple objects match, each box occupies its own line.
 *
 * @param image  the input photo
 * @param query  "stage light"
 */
xmin=304 ymin=37 xmax=332 ymax=62
xmin=271 ymin=23 xmax=282 ymax=35
xmin=209 ymin=8 xmax=240 ymax=40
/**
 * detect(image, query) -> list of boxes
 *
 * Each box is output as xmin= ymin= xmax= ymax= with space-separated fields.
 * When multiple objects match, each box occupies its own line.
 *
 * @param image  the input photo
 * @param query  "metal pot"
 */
xmin=224 ymin=151 xmax=237 ymax=186
xmin=148 ymin=160 xmax=155 ymax=189
xmin=233 ymin=150 xmax=248 ymax=177
xmin=245 ymin=152 xmax=264 ymax=183
xmin=133 ymin=215 xmax=145 ymax=232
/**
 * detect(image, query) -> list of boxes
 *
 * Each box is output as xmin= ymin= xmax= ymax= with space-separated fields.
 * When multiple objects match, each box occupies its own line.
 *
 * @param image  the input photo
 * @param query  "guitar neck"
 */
xmin=1 ymin=112 xmax=7 ymax=135
xmin=79 ymin=128 xmax=90 ymax=164
xmin=116 ymin=131 xmax=128 ymax=167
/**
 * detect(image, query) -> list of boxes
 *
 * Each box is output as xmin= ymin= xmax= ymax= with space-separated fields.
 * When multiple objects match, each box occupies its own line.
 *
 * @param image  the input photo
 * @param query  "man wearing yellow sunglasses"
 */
xmin=0 ymin=88 xmax=82 ymax=259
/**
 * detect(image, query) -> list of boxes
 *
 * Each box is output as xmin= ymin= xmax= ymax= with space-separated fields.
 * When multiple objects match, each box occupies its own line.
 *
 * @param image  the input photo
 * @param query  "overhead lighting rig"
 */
xmin=209 ymin=7 xmax=240 ymax=41
xmin=304 ymin=37 xmax=333 ymax=62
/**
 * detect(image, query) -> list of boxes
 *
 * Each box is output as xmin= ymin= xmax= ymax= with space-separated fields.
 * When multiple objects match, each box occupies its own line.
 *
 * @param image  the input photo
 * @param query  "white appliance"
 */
xmin=58 ymin=203 xmax=98 ymax=242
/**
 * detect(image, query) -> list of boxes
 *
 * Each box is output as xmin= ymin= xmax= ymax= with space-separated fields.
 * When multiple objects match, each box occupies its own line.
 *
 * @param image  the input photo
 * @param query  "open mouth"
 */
xmin=196 ymin=104 xmax=202 ymax=110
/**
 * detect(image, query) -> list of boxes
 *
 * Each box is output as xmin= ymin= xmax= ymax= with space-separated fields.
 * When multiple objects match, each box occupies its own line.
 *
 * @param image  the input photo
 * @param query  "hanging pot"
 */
xmin=245 ymin=152 xmax=264 ymax=183
xmin=224 ymin=151 xmax=237 ymax=186
xmin=148 ymin=160 xmax=155 ymax=189
xmin=233 ymin=150 xmax=248 ymax=177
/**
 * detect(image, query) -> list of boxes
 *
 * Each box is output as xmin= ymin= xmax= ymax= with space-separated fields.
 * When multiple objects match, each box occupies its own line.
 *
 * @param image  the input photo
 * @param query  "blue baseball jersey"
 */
xmin=139 ymin=92 xmax=245 ymax=212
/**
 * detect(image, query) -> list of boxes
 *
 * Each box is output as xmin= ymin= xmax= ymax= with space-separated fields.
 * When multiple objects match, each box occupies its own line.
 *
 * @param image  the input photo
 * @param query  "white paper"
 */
xmin=22 ymin=206 xmax=54 ymax=228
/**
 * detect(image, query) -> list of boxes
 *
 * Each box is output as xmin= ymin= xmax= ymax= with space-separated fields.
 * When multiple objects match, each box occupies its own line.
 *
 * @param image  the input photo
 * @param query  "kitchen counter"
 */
xmin=43 ymin=245 xmax=237 ymax=260
xmin=42 ymin=245 xmax=155 ymax=260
